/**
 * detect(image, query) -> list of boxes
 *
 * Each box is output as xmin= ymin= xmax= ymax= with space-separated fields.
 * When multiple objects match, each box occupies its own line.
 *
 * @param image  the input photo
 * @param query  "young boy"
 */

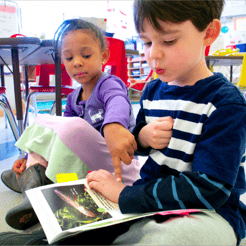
xmin=0 ymin=0 xmax=246 ymax=245
xmin=87 ymin=0 xmax=246 ymax=245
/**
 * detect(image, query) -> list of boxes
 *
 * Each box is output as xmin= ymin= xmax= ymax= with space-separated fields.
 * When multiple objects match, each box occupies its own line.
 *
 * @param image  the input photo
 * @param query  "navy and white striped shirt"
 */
xmin=119 ymin=73 xmax=246 ymax=243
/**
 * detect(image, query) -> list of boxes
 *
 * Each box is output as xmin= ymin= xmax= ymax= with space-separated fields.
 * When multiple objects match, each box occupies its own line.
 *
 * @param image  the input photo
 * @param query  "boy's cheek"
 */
xmin=145 ymin=56 xmax=153 ymax=68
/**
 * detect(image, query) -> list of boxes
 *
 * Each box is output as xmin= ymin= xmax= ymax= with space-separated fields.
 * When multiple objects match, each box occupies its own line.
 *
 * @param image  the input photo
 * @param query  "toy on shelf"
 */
xmin=236 ymin=54 xmax=246 ymax=89
xmin=212 ymin=48 xmax=242 ymax=56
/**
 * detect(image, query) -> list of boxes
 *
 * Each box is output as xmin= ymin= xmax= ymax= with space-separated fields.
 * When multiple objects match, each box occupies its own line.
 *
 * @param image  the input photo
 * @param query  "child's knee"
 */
xmin=59 ymin=118 xmax=102 ymax=145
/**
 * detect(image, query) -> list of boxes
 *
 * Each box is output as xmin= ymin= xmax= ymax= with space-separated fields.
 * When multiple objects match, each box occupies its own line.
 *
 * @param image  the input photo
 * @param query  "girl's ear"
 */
xmin=204 ymin=19 xmax=221 ymax=47
xmin=102 ymin=48 xmax=110 ymax=65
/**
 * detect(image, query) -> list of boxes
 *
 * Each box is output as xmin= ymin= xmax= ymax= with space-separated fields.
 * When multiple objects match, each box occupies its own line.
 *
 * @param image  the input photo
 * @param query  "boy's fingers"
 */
xmin=112 ymin=156 xmax=122 ymax=182
xmin=157 ymin=130 xmax=173 ymax=139
xmin=157 ymin=121 xmax=173 ymax=131
xmin=155 ymin=117 xmax=174 ymax=130
xmin=156 ymin=116 xmax=173 ymax=123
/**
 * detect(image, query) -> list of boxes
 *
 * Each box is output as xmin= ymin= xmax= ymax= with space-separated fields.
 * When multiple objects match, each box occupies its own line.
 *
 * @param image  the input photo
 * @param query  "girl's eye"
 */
xmin=164 ymin=40 xmax=176 ymax=45
xmin=143 ymin=42 xmax=152 ymax=47
xmin=65 ymin=57 xmax=73 ymax=61
xmin=83 ymin=54 xmax=91 ymax=58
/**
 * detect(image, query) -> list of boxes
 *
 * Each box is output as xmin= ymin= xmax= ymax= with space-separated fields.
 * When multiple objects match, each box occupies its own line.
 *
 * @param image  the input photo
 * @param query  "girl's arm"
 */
xmin=99 ymin=76 xmax=137 ymax=181
xmin=103 ymin=122 xmax=137 ymax=182
xmin=99 ymin=76 xmax=132 ymax=132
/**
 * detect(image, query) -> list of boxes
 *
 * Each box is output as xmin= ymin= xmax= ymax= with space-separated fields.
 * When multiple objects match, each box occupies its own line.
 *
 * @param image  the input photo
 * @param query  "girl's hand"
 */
xmin=86 ymin=170 xmax=126 ymax=204
xmin=138 ymin=116 xmax=174 ymax=149
xmin=12 ymin=158 xmax=27 ymax=176
xmin=103 ymin=123 xmax=137 ymax=182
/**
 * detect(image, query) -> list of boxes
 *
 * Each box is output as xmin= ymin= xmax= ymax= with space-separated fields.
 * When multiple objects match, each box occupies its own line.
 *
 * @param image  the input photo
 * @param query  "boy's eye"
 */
xmin=65 ymin=57 xmax=73 ymax=61
xmin=143 ymin=42 xmax=152 ymax=47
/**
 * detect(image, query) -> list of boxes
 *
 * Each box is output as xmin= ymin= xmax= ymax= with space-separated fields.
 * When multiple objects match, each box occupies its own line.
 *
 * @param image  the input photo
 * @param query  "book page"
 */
xmin=86 ymin=187 xmax=119 ymax=212
xmin=40 ymin=182 xmax=114 ymax=232
xmin=26 ymin=179 xmax=202 ymax=244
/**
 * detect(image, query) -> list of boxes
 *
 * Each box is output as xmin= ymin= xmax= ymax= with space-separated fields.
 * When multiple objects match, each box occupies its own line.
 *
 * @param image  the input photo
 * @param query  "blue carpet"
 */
xmin=0 ymin=141 xmax=19 ymax=161
xmin=30 ymin=100 xmax=66 ymax=114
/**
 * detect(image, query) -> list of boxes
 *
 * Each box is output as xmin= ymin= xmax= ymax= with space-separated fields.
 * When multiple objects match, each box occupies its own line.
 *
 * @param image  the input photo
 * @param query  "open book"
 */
xmin=26 ymin=179 xmax=201 ymax=244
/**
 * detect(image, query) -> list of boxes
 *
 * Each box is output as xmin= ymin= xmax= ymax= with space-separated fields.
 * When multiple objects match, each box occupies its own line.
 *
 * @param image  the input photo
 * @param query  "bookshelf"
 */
xmin=128 ymin=53 xmax=152 ymax=82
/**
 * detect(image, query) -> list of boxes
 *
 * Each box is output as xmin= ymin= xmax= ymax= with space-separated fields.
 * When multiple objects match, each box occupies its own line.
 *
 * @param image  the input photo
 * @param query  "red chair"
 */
xmin=205 ymin=46 xmax=210 ymax=56
xmin=30 ymin=64 xmax=73 ymax=94
xmin=128 ymin=69 xmax=153 ymax=93
xmin=24 ymin=64 xmax=74 ymax=121
xmin=102 ymin=37 xmax=128 ymax=86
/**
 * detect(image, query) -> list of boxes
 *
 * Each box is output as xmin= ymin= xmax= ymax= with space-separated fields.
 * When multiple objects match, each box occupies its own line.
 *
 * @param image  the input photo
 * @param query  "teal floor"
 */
xmin=31 ymin=100 xmax=67 ymax=114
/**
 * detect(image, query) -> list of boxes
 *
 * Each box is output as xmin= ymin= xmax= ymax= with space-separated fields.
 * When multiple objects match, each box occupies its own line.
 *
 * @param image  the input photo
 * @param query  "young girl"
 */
xmin=2 ymin=18 xmax=141 ymax=230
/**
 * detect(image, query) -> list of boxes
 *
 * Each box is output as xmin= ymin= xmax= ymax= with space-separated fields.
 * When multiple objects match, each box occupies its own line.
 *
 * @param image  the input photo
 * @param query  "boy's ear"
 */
xmin=204 ymin=19 xmax=221 ymax=47
xmin=102 ymin=48 xmax=110 ymax=65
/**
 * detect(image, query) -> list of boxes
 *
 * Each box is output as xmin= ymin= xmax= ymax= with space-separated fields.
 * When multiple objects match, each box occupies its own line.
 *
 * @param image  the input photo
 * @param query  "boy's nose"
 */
xmin=149 ymin=44 xmax=162 ymax=60
xmin=151 ymin=59 xmax=160 ymax=68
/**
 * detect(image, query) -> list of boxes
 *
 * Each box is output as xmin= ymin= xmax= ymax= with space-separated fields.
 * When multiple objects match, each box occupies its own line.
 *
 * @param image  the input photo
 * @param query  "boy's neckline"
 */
xmin=162 ymin=73 xmax=221 ymax=89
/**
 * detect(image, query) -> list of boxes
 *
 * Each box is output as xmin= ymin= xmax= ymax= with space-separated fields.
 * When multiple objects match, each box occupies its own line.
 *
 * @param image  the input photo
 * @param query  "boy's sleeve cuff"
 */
xmin=119 ymin=185 xmax=150 ymax=214
xmin=132 ymin=122 xmax=152 ymax=156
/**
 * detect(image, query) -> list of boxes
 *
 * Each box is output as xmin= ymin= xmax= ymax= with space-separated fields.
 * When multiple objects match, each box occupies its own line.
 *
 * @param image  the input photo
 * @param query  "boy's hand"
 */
xmin=103 ymin=123 xmax=137 ymax=182
xmin=138 ymin=116 xmax=174 ymax=149
xmin=86 ymin=169 xmax=126 ymax=204
xmin=12 ymin=158 xmax=27 ymax=176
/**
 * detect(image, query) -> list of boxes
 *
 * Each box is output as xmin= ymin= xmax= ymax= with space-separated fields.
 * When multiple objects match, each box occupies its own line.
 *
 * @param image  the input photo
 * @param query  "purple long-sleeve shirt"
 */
xmin=64 ymin=73 xmax=136 ymax=134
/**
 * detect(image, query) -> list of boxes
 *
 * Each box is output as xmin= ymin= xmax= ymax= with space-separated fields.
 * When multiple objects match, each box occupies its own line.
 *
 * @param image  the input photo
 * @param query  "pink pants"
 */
xmin=17 ymin=115 xmax=140 ymax=186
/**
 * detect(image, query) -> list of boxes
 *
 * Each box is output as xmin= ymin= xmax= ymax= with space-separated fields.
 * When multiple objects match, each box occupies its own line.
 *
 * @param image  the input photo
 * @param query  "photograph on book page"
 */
xmin=41 ymin=183 xmax=113 ymax=231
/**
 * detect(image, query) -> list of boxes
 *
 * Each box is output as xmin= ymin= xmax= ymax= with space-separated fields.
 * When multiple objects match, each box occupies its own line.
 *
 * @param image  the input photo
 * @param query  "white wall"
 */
xmin=17 ymin=1 xmax=136 ymax=39
xmin=222 ymin=0 xmax=246 ymax=18
xmin=17 ymin=1 xmax=108 ymax=39
xmin=222 ymin=0 xmax=246 ymax=45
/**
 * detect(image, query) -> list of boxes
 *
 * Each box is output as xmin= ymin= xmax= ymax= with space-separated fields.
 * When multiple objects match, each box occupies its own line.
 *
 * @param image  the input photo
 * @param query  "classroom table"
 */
xmin=0 ymin=37 xmax=40 ymax=137
xmin=206 ymin=55 xmax=244 ymax=82
xmin=20 ymin=39 xmax=62 ymax=117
